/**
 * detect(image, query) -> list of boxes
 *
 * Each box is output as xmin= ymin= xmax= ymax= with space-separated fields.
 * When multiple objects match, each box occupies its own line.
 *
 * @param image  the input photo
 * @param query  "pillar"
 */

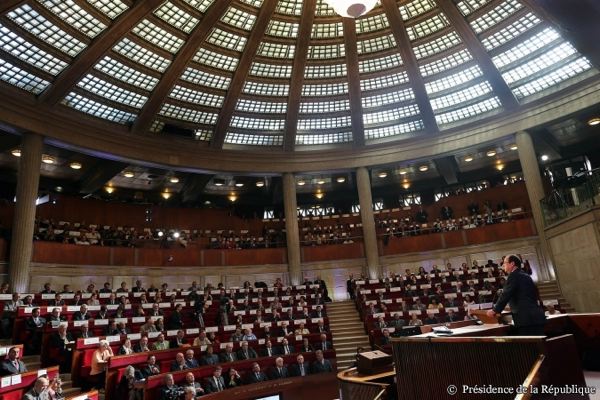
xmin=516 ymin=131 xmax=555 ymax=281
xmin=9 ymin=133 xmax=43 ymax=292
xmin=282 ymin=173 xmax=302 ymax=285
xmin=356 ymin=167 xmax=381 ymax=279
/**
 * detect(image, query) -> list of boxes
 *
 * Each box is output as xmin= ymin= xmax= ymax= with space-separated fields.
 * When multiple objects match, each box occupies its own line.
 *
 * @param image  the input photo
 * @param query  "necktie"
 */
xmin=13 ymin=361 xmax=18 ymax=370
xmin=278 ymin=367 xmax=282 ymax=376
xmin=244 ymin=351 xmax=248 ymax=358
xmin=323 ymin=342 xmax=327 ymax=350
xmin=300 ymin=364 xmax=305 ymax=376
xmin=255 ymin=372 xmax=260 ymax=380
xmin=285 ymin=346 xmax=289 ymax=354
xmin=268 ymin=348 xmax=271 ymax=356
xmin=216 ymin=377 xmax=222 ymax=391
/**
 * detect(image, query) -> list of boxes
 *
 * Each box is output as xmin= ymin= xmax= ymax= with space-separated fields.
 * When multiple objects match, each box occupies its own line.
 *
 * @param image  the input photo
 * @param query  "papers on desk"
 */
xmin=432 ymin=326 xmax=453 ymax=336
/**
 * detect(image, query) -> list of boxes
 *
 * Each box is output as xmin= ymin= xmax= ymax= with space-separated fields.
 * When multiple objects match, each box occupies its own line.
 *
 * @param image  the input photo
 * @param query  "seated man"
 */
xmin=316 ymin=333 xmax=332 ymax=351
xmin=261 ymin=340 xmax=277 ymax=357
xmin=237 ymin=341 xmax=258 ymax=360
xmin=445 ymin=309 xmax=459 ymax=323
xmin=72 ymin=304 xmax=91 ymax=321
xmin=48 ymin=324 xmax=73 ymax=372
xmin=269 ymin=357 xmax=289 ymax=379
xmin=289 ymin=354 xmax=310 ymax=377
xmin=300 ymin=338 xmax=314 ymax=352
xmin=153 ymin=333 xmax=170 ymax=351
xmin=374 ymin=316 xmax=387 ymax=329
xmin=23 ymin=376 xmax=49 ymax=400
xmin=170 ymin=352 xmax=188 ymax=372
xmin=185 ymin=348 xmax=200 ymax=369
xmin=388 ymin=313 xmax=406 ymax=329
xmin=219 ymin=343 xmax=237 ymax=363
xmin=181 ymin=372 xmax=204 ymax=397
xmin=242 ymin=327 xmax=257 ymax=341
xmin=133 ymin=336 xmax=151 ymax=353
xmin=159 ymin=374 xmax=181 ymax=400
xmin=424 ymin=312 xmax=439 ymax=325
xmin=169 ymin=329 xmax=188 ymax=348
xmin=205 ymin=366 xmax=226 ymax=393
xmin=48 ymin=307 xmax=66 ymax=324
xmin=200 ymin=345 xmax=219 ymax=366
xmin=278 ymin=338 xmax=295 ymax=356
xmin=25 ymin=308 xmax=46 ymax=354
xmin=311 ymin=350 xmax=333 ymax=374
xmin=141 ymin=355 xmax=161 ymax=378
xmin=247 ymin=362 xmax=268 ymax=384
xmin=0 ymin=347 xmax=27 ymax=376
xmin=380 ymin=328 xmax=392 ymax=345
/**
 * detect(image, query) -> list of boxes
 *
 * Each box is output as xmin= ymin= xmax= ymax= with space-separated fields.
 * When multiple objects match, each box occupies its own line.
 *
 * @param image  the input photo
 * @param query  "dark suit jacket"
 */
xmin=200 ymin=354 xmax=219 ymax=366
xmin=185 ymin=358 xmax=200 ymax=369
xmin=167 ymin=311 xmax=184 ymax=329
xmin=247 ymin=371 xmax=268 ymax=384
xmin=49 ymin=332 xmax=73 ymax=352
xmin=269 ymin=366 xmax=289 ymax=379
xmin=1 ymin=359 xmax=27 ymax=376
xmin=169 ymin=338 xmax=188 ymax=348
xmin=277 ymin=344 xmax=295 ymax=355
xmin=170 ymin=361 xmax=188 ymax=372
xmin=219 ymin=351 xmax=237 ymax=363
xmin=260 ymin=347 xmax=278 ymax=357
xmin=133 ymin=343 xmax=150 ymax=353
xmin=140 ymin=364 xmax=160 ymax=378
xmin=25 ymin=317 xmax=46 ymax=330
xmin=225 ymin=375 xmax=242 ymax=389
xmin=312 ymin=359 xmax=333 ymax=374
xmin=492 ymin=269 xmax=546 ymax=328
xmin=205 ymin=376 xmax=226 ymax=393
xmin=300 ymin=344 xmax=314 ymax=352
xmin=289 ymin=362 xmax=310 ymax=377
xmin=316 ymin=341 xmax=332 ymax=351
xmin=237 ymin=347 xmax=258 ymax=360
xmin=389 ymin=319 xmax=406 ymax=329
xmin=72 ymin=311 xmax=90 ymax=321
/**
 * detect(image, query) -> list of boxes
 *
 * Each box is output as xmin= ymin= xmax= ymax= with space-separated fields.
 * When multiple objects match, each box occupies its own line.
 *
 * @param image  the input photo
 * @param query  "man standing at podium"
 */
xmin=487 ymin=255 xmax=546 ymax=335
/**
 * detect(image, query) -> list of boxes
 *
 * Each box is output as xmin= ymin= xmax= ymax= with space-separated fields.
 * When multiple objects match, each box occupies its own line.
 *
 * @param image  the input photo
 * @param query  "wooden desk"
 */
xmin=337 ymin=368 xmax=391 ymax=400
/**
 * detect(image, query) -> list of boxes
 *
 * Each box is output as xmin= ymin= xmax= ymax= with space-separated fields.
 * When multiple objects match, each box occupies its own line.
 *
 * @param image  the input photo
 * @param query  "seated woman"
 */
xmin=463 ymin=294 xmax=475 ymax=308
xmin=294 ymin=323 xmax=309 ymax=336
xmin=427 ymin=298 xmax=444 ymax=310
xmin=119 ymin=338 xmax=134 ymax=355
xmin=89 ymin=340 xmax=114 ymax=390
xmin=408 ymin=313 xmax=423 ymax=326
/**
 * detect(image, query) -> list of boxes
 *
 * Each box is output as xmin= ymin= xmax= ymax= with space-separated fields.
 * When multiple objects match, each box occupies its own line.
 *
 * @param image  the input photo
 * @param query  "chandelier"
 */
xmin=324 ymin=0 xmax=378 ymax=18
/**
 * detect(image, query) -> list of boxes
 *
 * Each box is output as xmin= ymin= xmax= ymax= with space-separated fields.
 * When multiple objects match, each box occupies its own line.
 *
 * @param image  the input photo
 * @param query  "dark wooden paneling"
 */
xmin=222 ymin=247 xmax=287 ymax=266
xmin=301 ymin=242 xmax=365 ymax=263
xmin=0 ymin=238 xmax=7 ymax=262
xmin=111 ymin=247 xmax=135 ymax=266
xmin=32 ymin=241 xmax=111 ymax=265
xmin=201 ymin=249 xmax=223 ymax=267
xmin=444 ymin=230 xmax=466 ymax=248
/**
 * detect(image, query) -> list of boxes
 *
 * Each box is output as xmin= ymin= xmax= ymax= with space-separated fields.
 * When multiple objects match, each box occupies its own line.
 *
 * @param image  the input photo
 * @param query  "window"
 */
xmin=62 ymin=92 xmax=136 ymax=124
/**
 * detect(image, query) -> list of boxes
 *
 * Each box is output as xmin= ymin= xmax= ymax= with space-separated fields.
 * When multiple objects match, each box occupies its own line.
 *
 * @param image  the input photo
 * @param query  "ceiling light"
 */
xmin=204 ymin=200 xmax=211 ymax=205
xmin=235 ymin=182 xmax=244 ymax=187
xmin=169 ymin=176 xmax=179 ymax=183
xmin=315 ymin=191 xmax=324 ymax=200
xmin=161 ymin=191 xmax=172 ymax=200
xmin=256 ymin=181 xmax=265 ymax=187
xmin=228 ymin=193 xmax=238 ymax=202
xmin=104 ymin=186 xmax=115 ymax=194
xmin=464 ymin=156 xmax=473 ymax=162
xmin=399 ymin=170 xmax=407 ymax=175
xmin=157 ymin=231 xmax=164 ymax=237
xmin=214 ymin=180 xmax=224 ymax=187
xmin=541 ymin=154 xmax=549 ymax=161
xmin=55 ymin=186 xmax=63 ymax=193
xmin=587 ymin=117 xmax=600 ymax=126
xmin=297 ymin=180 xmax=306 ymax=186
xmin=486 ymin=150 xmax=496 ymax=157
xmin=496 ymin=164 xmax=505 ymax=171
xmin=378 ymin=172 xmax=388 ymax=178
xmin=123 ymin=171 xmax=134 ymax=178
xmin=69 ymin=162 xmax=82 ymax=170
xmin=418 ymin=165 xmax=429 ymax=172
xmin=324 ymin=0 xmax=377 ymax=18
xmin=509 ymin=144 xmax=518 ymax=151
xmin=42 ymin=155 xmax=55 ymax=164
xmin=401 ymin=181 xmax=411 ymax=190
xmin=317 ymin=179 xmax=326 ymax=185
xmin=11 ymin=149 xmax=21 ymax=157
xmin=172 ymin=231 xmax=180 ymax=239
xmin=336 ymin=177 xmax=346 ymax=183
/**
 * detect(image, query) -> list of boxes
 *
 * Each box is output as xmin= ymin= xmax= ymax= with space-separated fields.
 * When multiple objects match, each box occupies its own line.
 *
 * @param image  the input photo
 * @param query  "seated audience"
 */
xmin=312 ymin=350 xmax=333 ymax=374
xmin=247 ymin=362 xmax=268 ymax=384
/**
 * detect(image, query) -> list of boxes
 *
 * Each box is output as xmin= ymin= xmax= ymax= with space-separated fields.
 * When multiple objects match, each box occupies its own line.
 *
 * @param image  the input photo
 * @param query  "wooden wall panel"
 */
xmin=111 ymin=247 xmax=135 ymax=266
xmin=0 ymin=238 xmax=6 ymax=262
xmin=201 ymin=250 xmax=222 ymax=267
xmin=222 ymin=248 xmax=286 ymax=265
xmin=301 ymin=242 xmax=364 ymax=262
xmin=444 ymin=230 xmax=466 ymax=248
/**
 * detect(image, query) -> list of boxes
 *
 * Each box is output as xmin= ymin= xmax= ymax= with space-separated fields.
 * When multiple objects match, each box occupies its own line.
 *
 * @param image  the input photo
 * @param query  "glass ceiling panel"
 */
xmin=470 ymin=0 xmax=524 ymax=35
xmin=231 ymin=116 xmax=285 ymax=130
xmin=481 ymin=12 xmax=541 ymax=51
xmin=36 ymin=0 xmax=106 ymax=38
xmin=356 ymin=13 xmax=389 ymax=34
xmin=0 ymin=57 xmax=50 ymax=94
xmin=296 ymin=132 xmax=353 ymax=145
xmin=94 ymin=56 xmax=159 ymax=91
xmin=257 ymin=42 xmax=295 ymax=59
xmin=112 ymin=38 xmax=171 ymax=72
xmin=62 ymin=91 xmax=136 ymax=124
xmin=308 ymin=43 xmax=345 ymax=60
xmin=193 ymin=48 xmax=238 ymax=71
xmin=182 ymin=0 xmax=217 ymax=13
xmin=413 ymin=31 xmax=462 ymax=59
xmin=206 ymin=28 xmax=247 ymax=52
xmin=399 ymin=0 xmax=437 ymax=21
xmin=0 ymin=24 xmax=67 ymax=76
xmin=220 ymin=6 xmax=257 ymax=31
xmin=250 ymin=62 xmax=292 ymax=78
xmin=180 ymin=67 xmax=231 ymax=90
xmin=425 ymin=65 xmax=483 ymax=95
xmin=302 ymin=82 xmax=348 ymax=96
xmin=159 ymin=103 xmax=218 ymax=124
xmin=267 ymin=20 xmax=299 ymax=38
xmin=311 ymin=22 xmax=343 ymax=39
xmin=243 ymin=81 xmax=289 ymax=96
xmin=154 ymin=1 xmax=199 ymax=33
xmin=236 ymin=99 xmax=287 ymax=113
xmin=86 ymin=0 xmax=129 ymax=19
xmin=132 ymin=19 xmax=185 ymax=54
xmin=297 ymin=115 xmax=352 ymax=131
xmin=406 ymin=13 xmax=450 ymax=41
xmin=361 ymin=72 xmax=409 ymax=91
xmin=299 ymin=99 xmax=350 ymax=114
xmin=365 ymin=120 xmax=424 ymax=140
xmin=275 ymin=0 xmax=303 ymax=16
xmin=77 ymin=74 xmax=148 ymax=108
xmin=8 ymin=5 xmax=87 ymax=57
xmin=362 ymin=88 xmax=415 ymax=108
xmin=434 ymin=96 xmax=501 ymax=125
xmin=315 ymin=0 xmax=336 ymax=17
xmin=225 ymin=132 xmax=283 ymax=146
xmin=430 ymin=81 xmax=493 ymax=111
xmin=357 ymin=34 xmax=397 ymax=55
xmin=170 ymin=85 xmax=224 ymax=108
xmin=304 ymin=63 xmax=347 ymax=79
xmin=419 ymin=49 xmax=473 ymax=77
xmin=359 ymin=53 xmax=403 ymax=74
xmin=363 ymin=104 xmax=420 ymax=126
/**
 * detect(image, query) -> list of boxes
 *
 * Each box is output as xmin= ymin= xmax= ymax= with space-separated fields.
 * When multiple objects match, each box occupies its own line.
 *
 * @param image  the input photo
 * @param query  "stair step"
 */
xmin=62 ymin=387 xmax=82 ymax=397
xmin=332 ymin=335 xmax=369 ymax=343
xmin=329 ymin=320 xmax=363 ymax=326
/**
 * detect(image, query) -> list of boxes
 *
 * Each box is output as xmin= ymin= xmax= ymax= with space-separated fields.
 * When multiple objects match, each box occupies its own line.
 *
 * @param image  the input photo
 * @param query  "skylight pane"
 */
xmin=0 ymin=25 xmax=67 ymax=75
xmin=257 ymin=42 xmax=295 ymax=59
xmin=250 ymin=62 xmax=292 ymax=78
xmin=304 ymin=64 xmax=347 ymax=79
xmin=356 ymin=13 xmax=389 ymax=34
xmin=361 ymin=72 xmax=409 ymax=91
xmin=86 ymin=0 xmax=129 ymax=19
xmin=470 ymin=0 xmax=523 ymax=34
xmin=491 ymin=28 xmax=560 ymax=70
xmin=62 ymin=92 xmax=136 ymax=124
xmin=8 ymin=5 xmax=86 ymax=57
xmin=170 ymin=85 xmax=224 ymax=108
xmin=225 ymin=132 xmax=283 ymax=146
xmin=419 ymin=49 xmax=473 ymax=77
xmin=159 ymin=103 xmax=218 ymax=124
xmin=425 ymin=65 xmax=483 ymax=95
xmin=181 ymin=67 xmax=231 ymax=90
xmin=36 ymin=0 xmax=106 ymax=38
xmin=113 ymin=38 xmax=171 ymax=72
xmin=276 ymin=0 xmax=302 ymax=16
xmin=132 ymin=19 xmax=185 ymax=54
xmin=365 ymin=121 xmax=424 ymax=139
xmin=413 ymin=31 xmax=462 ymax=59
xmin=358 ymin=53 xmax=403 ymax=73
xmin=481 ymin=13 xmax=541 ymax=50
xmin=296 ymin=132 xmax=353 ymax=145
xmin=267 ymin=20 xmax=298 ymax=38
xmin=302 ymin=82 xmax=348 ymax=96
xmin=357 ymin=35 xmax=397 ymax=55
xmin=456 ymin=0 xmax=494 ymax=16
xmin=77 ymin=74 xmax=148 ymax=108
xmin=406 ymin=13 xmax=449 ymax=41
xmin=500 ymin=43 xmax=578 ymax=84
xmin=435 ymin=97 xmax=501 ymax=125
xmin=308 ymin=44 xmax=345 ymax=60
xmin=430 ymin=81 xmax=493 ymax=110
xmin=236 ymin=99 xmax=287 ymax=113
xmin=182 ymin=0 xmax=217 ymax=13
xmin=0 ymin=57 xmax=50 ymax=94
xmin=297 ymin=115 xmax=352 ymax=130
xmin=362 ymin=88 xmax=415 ymax=108
xmin=206 ymin=28 xmax=247 ymax=52
xmin=94 ymin=56 xmax=159 ymax=91
xmin=311 ymin=22 xmax=343 ymax=39
xmin=194 ymin=48 xmax=238 ymax=71
xmin=363 ymin=105 xmax=420 ymax=125
xmin=399 ymin=0 xmax=436 ymax=21
xmin=243 ymin=82 xmax=289 ymax=96
xmin=221 ymin=6 xmax=257 ymax=31
xmin=299 ymin=99 xmax=350 ymax=113
xmin=231 ymin=116 xmax=285 ymax=130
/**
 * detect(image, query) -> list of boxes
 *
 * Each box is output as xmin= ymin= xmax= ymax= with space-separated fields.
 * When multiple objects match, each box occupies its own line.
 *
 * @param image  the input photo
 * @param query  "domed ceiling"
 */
xmin=0 ymin=0 xmax=598 ymax=155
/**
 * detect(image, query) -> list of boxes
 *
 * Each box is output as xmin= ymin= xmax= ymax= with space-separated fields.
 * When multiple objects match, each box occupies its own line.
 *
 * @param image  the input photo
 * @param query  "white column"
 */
xmin=282 ymin=173 xmax=302 ymax=285
xmin=356 ymin=167 xmax=381 ymax=279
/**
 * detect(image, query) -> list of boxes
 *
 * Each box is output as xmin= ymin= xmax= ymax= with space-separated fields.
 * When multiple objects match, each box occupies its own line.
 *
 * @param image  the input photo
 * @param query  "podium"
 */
xmin=357 ymin=350 xmax=393 ymax=375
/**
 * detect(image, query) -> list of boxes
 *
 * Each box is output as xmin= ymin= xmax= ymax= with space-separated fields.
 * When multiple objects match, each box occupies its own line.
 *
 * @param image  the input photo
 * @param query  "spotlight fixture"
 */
xmin=486 ymin=150 xmax=496 ymax=157
xmin=228 ymin=193 xmax=238 ymax=202
xmin=235 ymin=182 xmax=244 ymax=187
xmin=509 ymin=144 xmax=518 ymax=151
xmin=418 ymin=165 xmax=429 ymax=172
xmin=378 ymin=172 xmax=388 ymax=178
xmin=69 ymin=162 xmax=82 ymax=170
xmin=214 ymin=179 xmax=224 ymax=187
xmin=496 ymin=163 xmax=505 ymax=171
xmin=55 ymin=186 xmax=63 ymax=193
xmin=336 ymin=177 xmax=346 ymax=183
xmin=324 ymin=0 xmax=377 ymax=18
xmin=297 ymin=180 xmax=306 ymax=186
xmin=104 ymin=186 xmax=115 ymax=194
xmin=541 ymin=154 xmax=549 ymax=161
xmin=42 ymin=155 xmax=55 ymax=164
xmin=317 ymin=179 xmax=326 ymax=185
xmin=464 ymin=156 xmax=473 ymax=162
xmin=587 ymin=117 xmax=600 ymax=126
xmin=399 ymin=169 xmax=408 ymax=175
xmin=123 ymin=171 xmax=134 ymax=178
xmin=256 ymin=181 xmax=265 ymax=187
xmin=315 ymin=191 xmax=324 ymax=199
xmin=11 ymin=149 xmax=21 ymax=157
xmin=157 ymin=231 xmax=164 ymax=237
xmin=161 ymin=191 xmax=172 ymax=200
xmin=172 ymin=231 xmax=180 ymax=239
xmin=204 ymin=200 xmax=211 ymax=205
xmin=401 ymin=181 xmax=411 ymax=190
xmin=169 ymin=176 xmax=179 ymax=183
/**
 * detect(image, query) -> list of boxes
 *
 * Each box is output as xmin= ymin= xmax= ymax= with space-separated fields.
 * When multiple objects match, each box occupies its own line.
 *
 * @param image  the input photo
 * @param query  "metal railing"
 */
xmin=541 ymin=168 xmax=600 ymax=226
